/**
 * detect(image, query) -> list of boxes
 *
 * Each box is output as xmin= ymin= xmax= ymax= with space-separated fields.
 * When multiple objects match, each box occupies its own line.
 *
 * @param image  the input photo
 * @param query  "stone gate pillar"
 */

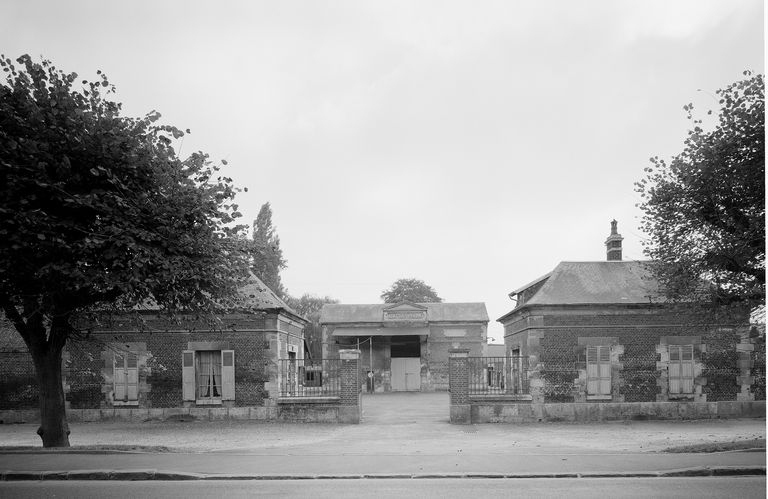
xmin=449 ymin=349 xmax=471 ymax=424
xmin=339 ymin=349 xmax=361 ymax=423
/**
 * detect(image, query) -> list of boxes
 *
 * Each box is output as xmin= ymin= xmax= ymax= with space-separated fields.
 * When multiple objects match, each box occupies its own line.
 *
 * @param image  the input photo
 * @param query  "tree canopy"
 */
xmin=284 ymin=293 xmax=339 ymax=359
xmin=381 ymin=278 xmax=443 ymax=303
xmin=250 ymin=202 xmax=286 ymax=298
xmin=0 ymin=55 xmax=250 ymax=446
xmin=635 ymin=71 xmax=764 ymax=311
xmin=285 ymin=293 xmax=339 ymax=319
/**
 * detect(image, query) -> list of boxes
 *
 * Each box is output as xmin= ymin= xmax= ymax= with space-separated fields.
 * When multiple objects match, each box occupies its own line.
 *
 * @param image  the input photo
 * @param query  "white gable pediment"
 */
xmin=383 ymin=301 xmax=428 ymax=312
xmin=383 ymin=302 xmax=428 ymax=325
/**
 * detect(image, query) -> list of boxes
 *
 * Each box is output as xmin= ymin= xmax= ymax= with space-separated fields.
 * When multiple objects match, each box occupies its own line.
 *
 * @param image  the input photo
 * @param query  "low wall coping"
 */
xmin=277 ymin=397 xmax=341 ymax=405
xmin=470 ymin=394 xmax=533 ymax=402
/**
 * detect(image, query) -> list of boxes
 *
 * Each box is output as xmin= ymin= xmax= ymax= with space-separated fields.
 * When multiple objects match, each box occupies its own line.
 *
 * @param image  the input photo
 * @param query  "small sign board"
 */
xmin=383 ymin=310 xmax=427 ymax=323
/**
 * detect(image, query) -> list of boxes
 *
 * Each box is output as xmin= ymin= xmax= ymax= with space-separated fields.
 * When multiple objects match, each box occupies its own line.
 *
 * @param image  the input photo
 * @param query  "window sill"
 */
xmin=277 ymin=396 xmax=340 ymax=404
xmin=470 ymin=394 xmax=532 ymax=402
xmin=668 ymin=394 xmax=695 ymax=400
xmin=196 ymin=399 xmax=223 ymax=406
xmin=113 ymin=401 xmax=139 ymax=407
xmin=586 ymin=395 xmax=612 ymax=401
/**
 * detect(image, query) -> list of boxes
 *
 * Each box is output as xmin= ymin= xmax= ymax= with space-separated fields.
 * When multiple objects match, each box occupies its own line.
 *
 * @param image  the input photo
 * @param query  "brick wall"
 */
xmin=70 ymin=329 xmax=269 ymax=409
xmin=63 ymin=311 xmax=287 ymax=409
xmin=504 ymin=305 xmax=758 ymax=404
xmin=426 ymin=325 xmax=484 ymax=390
xmin=322 ymin=322 xmax=486 ymax=392
xmin=0 ymin=351 xmax=37 ymax=409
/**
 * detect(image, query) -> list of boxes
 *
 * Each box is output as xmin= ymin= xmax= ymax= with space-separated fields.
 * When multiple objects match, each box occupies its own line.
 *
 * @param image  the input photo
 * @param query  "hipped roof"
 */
xmin=138 ymin=274 xmax=304 ymax=321
xmin=499 ymin=261 xmax=664 ymax=321
xmin=320 ymin=302 xmax=489 ymax=324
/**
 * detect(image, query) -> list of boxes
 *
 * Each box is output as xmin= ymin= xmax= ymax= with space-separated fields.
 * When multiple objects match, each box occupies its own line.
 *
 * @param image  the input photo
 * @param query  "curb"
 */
xmin=0 ymin=466 xmax=765 ymax=481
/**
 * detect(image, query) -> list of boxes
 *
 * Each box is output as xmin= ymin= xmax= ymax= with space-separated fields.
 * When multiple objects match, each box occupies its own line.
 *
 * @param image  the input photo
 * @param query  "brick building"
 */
xmin=498 ymin=221 xmax=761 ymax=404
xmin=320 ymin=301 xmax=489 ymax=392
xmin=0 ymin=275 xmax=308 ymax=411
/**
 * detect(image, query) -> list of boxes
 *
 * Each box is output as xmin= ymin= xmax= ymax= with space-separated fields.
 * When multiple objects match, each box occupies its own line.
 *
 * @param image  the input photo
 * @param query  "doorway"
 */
xmin=390 ymin=335 xmax=421 ymax=391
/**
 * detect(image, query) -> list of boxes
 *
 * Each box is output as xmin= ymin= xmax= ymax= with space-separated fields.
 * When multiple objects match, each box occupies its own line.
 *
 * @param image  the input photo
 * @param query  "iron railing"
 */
xmin=468 ymin=356 xmax=530 ymax=396
xmin=278 ymin=358 xmax=342 ymax=397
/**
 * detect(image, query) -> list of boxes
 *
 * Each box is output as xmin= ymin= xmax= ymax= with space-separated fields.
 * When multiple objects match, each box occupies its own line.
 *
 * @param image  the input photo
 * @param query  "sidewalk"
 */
xmin=0 ymin=415 xmax=764 ymax=479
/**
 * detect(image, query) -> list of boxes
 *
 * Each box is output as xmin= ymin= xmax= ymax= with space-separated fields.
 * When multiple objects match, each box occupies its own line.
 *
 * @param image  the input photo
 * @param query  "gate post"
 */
xmin=339 ymin=349 xmax=361 ymax=423
xmin=449 ymin=349 xmax=471 ymax=424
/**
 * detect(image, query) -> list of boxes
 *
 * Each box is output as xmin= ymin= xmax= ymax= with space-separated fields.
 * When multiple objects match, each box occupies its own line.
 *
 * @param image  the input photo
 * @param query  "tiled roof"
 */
xmin=137 ymin=274 xmax=301 ymax=318
xmin=517 ymin=261 xmax=663 ymax=307
xmin=0 ymin=315 xmax=27 ymax=352
xmin=320 ymin=302 xmax=489 ymax=324
xmin=237 ymin=275 xmax=297 ymax=314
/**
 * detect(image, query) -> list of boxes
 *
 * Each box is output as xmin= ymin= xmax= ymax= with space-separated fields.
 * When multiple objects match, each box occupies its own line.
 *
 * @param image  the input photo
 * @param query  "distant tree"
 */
xmin=635 ymin=71 xmax=764 ymax=311
xmin=381 ymin=278 xmax=443 ymax=303
xmin=250 ymin=202 xmax=286 ymax=297
xmin=0 ymin=55 xmax=250 ymax=447
xmin=284 ymin=294 xmax=339 ymax=358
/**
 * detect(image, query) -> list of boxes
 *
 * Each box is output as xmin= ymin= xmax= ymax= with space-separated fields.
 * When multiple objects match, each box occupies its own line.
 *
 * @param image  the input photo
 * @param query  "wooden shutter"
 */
xmin=587 ymin=346 xmax=611 ymax=396
xmin=598 ymin=346 xmax=611 ymax=395
xmin=681 ymin=345 xmax=694 ymax=393
xmin=182 ymin=350 xmax=196 ymax=401
xmin=669 ymin=346 xmax=681 ymax=394
xmin=670 ymin=345 xmax=694 ymax=395
xmin=221 ymin=350 xmax=235 ymax=400
xmin=114 ymin=354 xmax=126 ymax=401
xmin=126 ymin=354 xmax=139 ymax=401
xmin=586 ymin=346 xmax=599 ymax=395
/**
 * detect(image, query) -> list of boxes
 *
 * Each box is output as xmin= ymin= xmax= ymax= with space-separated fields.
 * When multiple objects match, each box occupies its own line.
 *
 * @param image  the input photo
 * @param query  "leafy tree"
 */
xmin=381 ymin=278 xmax=443 ymax=303
xmin=284 ymin=293 xmax=339 ymax=358
xmin=250 ymin=202 xmax=286 ymax=297
xmin=635 ymin=71 xmax=764 ymax=311
xmin=0 ymin=55 xmax=250 ymax=447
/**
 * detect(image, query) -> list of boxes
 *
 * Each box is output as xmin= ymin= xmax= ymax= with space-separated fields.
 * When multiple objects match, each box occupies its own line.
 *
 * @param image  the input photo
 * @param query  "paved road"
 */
xmin=0 ymin=477 xmax=765 ymax=499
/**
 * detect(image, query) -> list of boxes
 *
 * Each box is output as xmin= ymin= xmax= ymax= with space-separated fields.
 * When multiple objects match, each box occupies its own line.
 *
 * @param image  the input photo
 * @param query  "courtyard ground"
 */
xmin=0 ymin=393 xmax=764 ymax=454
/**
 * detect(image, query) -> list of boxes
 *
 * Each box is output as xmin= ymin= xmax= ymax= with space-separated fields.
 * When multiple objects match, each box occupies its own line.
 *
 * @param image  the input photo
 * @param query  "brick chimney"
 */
xmin=605 ymin=220 xmax=623 ymax=261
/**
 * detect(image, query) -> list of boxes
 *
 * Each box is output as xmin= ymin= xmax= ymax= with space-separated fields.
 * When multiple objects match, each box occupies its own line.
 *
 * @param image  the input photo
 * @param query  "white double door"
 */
xmin=390 ymin=357 xmax=421 ymax=391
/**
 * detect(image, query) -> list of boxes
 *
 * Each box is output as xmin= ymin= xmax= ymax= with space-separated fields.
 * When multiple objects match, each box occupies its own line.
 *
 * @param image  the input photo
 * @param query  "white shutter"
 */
xmin=681 ymin=345 xmax=694 ymax=394
xmin=586 ymin=347 xmax=598 ymax=395
xmin=126 ymin=354 xmax=138 ymax=401
xmin=114 ymin=354 xmax=126 ymax=401
xmin=598 ymin=346 xmax=611 ymax=395
xmin=221 ymin=350 xmax=235 ymax=400
xmin=669 ymin=359 xmax=681 ymax=394
xmin=182 ymin=350 xmax=196 ymax=401
xmin=587 ymin=346 xmax=612 ymax=396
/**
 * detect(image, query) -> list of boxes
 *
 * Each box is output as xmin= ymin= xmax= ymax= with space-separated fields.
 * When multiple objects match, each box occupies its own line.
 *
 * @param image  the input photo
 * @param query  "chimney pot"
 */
xmin=605 ymin=220 xmax=623 ymax=261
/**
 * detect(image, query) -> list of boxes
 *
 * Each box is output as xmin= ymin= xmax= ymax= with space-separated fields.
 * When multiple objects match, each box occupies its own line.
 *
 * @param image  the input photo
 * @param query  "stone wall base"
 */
xmin=450 ymin=404 xmax=471 ymax=424
xmin=467 ymin=400 xmax=766 ymax=423
xmin=0 ymin=400 xmax=362 ymax=424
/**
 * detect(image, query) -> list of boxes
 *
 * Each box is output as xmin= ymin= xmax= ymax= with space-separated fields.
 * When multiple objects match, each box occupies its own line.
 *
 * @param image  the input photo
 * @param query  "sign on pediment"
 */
xmin=383 ymin=302 xmax=428 ymax=326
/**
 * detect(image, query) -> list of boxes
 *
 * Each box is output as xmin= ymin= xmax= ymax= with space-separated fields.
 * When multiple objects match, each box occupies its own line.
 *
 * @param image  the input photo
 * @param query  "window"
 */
xmin=182 ymin=349 xmax=235 ymax=404
xmin=113 ymin=352 xmax=139 ymax=405
xmin=197 ymin=351 xmax=222 ymax=402
xmin=669 ymin=345 xmax=694 ymax=395
xmin=303 ymin=366 xmax=323 ymax=387
xmin=586 ymin=346 xmax=612 ymax=398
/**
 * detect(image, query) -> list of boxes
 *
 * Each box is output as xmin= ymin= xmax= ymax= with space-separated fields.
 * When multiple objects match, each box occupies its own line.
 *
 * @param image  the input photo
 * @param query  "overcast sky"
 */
xmin=2 ymin=1 xmax=764 ymax=341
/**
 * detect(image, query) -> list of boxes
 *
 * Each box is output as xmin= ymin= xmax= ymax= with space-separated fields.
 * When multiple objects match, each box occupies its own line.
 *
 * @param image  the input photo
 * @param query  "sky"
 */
xmin=2 ymin=0 xmax=764 ymax=342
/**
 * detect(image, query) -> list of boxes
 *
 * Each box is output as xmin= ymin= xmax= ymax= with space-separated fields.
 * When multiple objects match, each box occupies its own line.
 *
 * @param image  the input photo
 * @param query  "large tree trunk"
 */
xmin=32 ymin=345 xmax=70 ymax=448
